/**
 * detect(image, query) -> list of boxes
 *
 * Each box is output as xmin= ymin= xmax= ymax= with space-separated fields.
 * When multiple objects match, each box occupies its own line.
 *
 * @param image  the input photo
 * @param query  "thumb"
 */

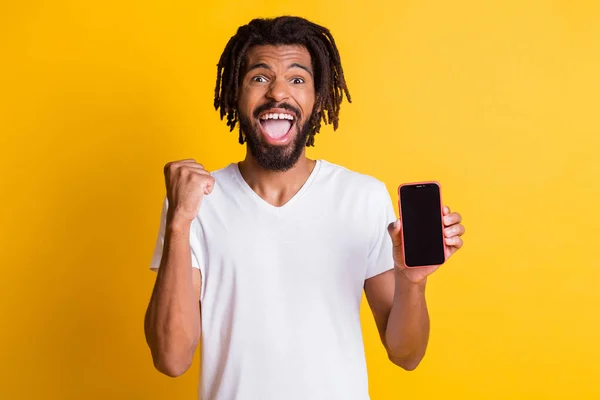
xmin=387 ymin=218 xmax=403 ymax=247
xmin=203 ymin=177 xmax=216 ymax=195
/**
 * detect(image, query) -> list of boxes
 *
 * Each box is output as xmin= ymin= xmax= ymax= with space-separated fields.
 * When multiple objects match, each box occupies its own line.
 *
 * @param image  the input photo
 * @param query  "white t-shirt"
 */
xmin=150 ymin=159 xmax=396 ymax=400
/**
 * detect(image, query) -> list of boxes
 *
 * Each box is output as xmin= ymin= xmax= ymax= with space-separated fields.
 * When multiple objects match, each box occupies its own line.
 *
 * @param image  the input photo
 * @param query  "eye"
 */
xmin=252 ymin=76 xmax=268 ymax=83
xmin=291 ymin=77 xmax=305 ymax=84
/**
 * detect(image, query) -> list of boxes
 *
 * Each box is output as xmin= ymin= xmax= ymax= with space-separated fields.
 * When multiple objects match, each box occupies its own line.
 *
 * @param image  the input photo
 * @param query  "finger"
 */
xmin=443 ymin=205 xmax=450 ymax=215
xmin=444 ymin=224 xmax=465 ymax=237
xmin=198 ymin=174 xmax=216 ymax=195
xmin=186 ymin=171 xmax=215 ymax=195
xmin=169 ymin=159 xmax=204 ymax=171
xmin=182 ymin=164 xmax=210 ymax=173
xmin=168 ymin=159 xmax=196 ymax=169
xmin=188 ymin=170 xmax=213 ymax=182
xmin=178 ymin=165 xmax=211 ymax=179
xmin=174 ymin=161 xmax=205 ymax=170
xmin=204 ymin=177 xmax=216 ymax=195
xmin=387 ymin=219 xmax=403 ymax=247
xmin=444 ymin=212 xmax=462 ymax=226
xmin=183 ymin=161 xmax=206 ymax=170
xmin=164 ymin=160 xmax=199 ymax=175
xmin=445 ymin=236 xmax=463 ymax=248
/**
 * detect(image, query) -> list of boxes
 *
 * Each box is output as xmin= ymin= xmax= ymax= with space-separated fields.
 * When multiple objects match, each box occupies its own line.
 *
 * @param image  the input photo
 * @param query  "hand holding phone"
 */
xmin=397 ymin=182 xmax=446 ymax=268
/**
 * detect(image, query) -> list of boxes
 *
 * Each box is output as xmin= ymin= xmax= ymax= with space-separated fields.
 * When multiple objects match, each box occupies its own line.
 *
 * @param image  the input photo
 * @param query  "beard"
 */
xmin=238 ymin=102 xmax=312 ymax=172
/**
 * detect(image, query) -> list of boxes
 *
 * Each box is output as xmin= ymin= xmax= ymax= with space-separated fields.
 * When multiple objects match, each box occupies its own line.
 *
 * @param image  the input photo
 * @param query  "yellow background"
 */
xmin=1 ymin=0 xmax=599 ymax=399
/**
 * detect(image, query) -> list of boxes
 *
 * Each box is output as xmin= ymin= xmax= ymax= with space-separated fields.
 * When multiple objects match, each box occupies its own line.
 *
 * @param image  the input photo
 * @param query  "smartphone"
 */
xmin=398 ymin=182 xmax=446 ymax=268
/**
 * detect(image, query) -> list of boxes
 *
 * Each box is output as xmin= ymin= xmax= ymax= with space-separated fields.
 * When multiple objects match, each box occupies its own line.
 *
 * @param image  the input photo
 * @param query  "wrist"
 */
xmin=395 ymin=268 xmax=427 ymax=291
xmin=166 ymin=211 xmax=193 ymax=234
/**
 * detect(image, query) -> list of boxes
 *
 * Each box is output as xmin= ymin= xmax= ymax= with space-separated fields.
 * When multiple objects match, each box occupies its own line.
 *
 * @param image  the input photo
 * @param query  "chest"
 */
xmin=197 ymin=195 xmax=372 ymax=301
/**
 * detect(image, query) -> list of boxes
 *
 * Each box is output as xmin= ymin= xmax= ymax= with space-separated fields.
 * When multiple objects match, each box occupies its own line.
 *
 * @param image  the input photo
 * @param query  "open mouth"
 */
xmin=258 ymin=110 xmax=296 ymax=142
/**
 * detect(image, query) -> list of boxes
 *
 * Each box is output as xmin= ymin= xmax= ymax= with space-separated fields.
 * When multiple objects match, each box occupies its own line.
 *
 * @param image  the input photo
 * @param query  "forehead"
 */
xmin=244 ymin=44 xmax=312 ymax=70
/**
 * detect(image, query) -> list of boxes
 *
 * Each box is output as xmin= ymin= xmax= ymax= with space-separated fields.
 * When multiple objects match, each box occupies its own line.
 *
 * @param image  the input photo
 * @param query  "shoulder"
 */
xmin=317 ymin=160 xmax=389 ymax=196
xmin=209 ymin=162 xmax=237 ymax=180
xmin=316 ymin=160 xmax=396 ymax=227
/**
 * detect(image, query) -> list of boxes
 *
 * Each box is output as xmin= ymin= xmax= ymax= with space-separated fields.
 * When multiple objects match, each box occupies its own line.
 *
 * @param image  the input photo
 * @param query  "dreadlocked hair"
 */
xmin=214 ymin=16 xmax=351 ymax=146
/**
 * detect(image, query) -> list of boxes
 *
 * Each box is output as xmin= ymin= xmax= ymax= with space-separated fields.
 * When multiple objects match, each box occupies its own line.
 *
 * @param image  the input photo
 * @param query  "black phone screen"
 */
xmin=399 ymin=183 xmax=445 ymax=267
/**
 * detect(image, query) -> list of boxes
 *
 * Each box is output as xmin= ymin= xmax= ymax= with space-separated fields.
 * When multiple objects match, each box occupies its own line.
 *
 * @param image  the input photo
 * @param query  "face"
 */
xmin=237 ymin=45 xmax=316 ymax=171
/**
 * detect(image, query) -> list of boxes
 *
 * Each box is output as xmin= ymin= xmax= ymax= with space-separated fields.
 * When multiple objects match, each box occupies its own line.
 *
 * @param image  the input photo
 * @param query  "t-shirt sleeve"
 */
xmin=149 ymin=196 xmax=203 ymax=272
xmin=365 ymin=182 xmax=397 ymax=279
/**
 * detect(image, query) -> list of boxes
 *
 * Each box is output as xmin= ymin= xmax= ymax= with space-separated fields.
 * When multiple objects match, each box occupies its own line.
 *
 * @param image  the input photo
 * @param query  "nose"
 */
xmin=266 ymin=78 xmax=289 ymax=102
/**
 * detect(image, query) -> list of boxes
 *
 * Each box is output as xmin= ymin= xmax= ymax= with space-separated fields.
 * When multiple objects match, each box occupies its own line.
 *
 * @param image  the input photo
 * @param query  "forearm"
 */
xmin=384 ymin=270 xmax=430 ymax=370
xmin=144 ymin=216 xmax=201 ymax=376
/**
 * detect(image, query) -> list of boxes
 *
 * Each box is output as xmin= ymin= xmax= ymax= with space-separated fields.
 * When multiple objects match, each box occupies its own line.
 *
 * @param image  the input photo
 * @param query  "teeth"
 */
xmin=260 ymin=112 xmax=294 ymax=121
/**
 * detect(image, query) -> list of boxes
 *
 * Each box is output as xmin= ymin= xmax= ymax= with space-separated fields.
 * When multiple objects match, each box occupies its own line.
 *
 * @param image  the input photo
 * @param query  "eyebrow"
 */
xmin=246 ymin=62 xmax=313 ymax=77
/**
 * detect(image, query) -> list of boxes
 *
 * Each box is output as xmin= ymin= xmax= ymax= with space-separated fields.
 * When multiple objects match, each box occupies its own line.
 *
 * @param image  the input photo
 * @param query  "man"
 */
xmin=144 ymin=16 xmax=465 ymax=400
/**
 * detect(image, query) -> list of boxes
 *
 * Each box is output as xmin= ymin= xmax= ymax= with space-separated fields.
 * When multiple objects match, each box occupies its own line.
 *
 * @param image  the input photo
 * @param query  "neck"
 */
xmin=238 ymin=151 xmax=317 ymax=207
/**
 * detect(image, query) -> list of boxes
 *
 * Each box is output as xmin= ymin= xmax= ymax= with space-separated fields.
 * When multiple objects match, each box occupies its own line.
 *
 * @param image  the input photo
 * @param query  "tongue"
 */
xmin=261 ymin=119 xmax=292 ymax=139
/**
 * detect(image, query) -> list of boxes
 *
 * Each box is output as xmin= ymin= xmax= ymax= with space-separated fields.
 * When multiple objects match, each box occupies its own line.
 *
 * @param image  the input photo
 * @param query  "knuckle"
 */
xmin=168 ymin=161 xmax=180 ymax=173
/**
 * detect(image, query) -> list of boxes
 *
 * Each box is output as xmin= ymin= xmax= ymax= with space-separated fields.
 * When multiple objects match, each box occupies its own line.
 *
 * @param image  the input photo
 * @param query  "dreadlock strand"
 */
xmin=215 ymin=35 xmax=241 ymax=117
xmin=322 ymin=29 xmax=351 ymax=104
xmin=232 ymin=38 xmax=255 ymax=105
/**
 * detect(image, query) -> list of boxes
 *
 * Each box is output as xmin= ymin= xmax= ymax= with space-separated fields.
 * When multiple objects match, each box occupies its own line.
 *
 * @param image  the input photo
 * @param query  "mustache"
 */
xmin=253 ymin=102 xmax=301 ymax=120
